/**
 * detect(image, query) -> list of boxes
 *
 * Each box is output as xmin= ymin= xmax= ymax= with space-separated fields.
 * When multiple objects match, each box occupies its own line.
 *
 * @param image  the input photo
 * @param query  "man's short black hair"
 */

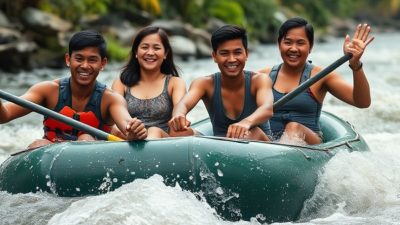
xmin=211 ymin=25 xmax=248 ymax=52
xmin=69 ymin=30 xmax=107 ymax=58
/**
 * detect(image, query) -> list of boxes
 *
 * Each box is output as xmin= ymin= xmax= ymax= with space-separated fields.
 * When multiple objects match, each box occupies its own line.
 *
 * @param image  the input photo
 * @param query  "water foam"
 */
xmin=298 ymin=132 xmax=400 ymax=224
xmin=47 ymin=175 xmax=257 ymax=225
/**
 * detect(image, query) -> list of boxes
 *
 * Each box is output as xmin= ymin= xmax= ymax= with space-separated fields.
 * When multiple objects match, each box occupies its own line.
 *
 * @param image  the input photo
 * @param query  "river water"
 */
xmin=0 ymin=32 xmax=399 ymax=225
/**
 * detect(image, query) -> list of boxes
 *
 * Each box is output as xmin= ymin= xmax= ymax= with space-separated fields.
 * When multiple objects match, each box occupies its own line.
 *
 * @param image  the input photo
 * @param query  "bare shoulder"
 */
xmin=169 ymin=76 xmax=186 ymax=86
xmin=29 ymin=80 xmax=59 ymax=95
xmin=252 ymin=71 xmax=272 ymax=85
xmin=258 ymin=67 xmax=273 ymax=74
xmin=111 ymin=77 xmax=125 ymax=94
xmin=103 ymin=87 xmax=126 ymax=104
xmin=190 ymin=75 xmax=214 ymax=88
xmin=111 ymin=77 xmax=123 ymax=87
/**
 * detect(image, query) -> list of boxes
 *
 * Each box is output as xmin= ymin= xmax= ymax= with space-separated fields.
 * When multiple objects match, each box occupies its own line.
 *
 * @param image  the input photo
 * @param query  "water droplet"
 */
xmin=217 ymin=169 xmax=223 ymax=177
xmin=130 ymin=171 xmax=136 ymax=175
xmin=113 ymin=178 xmax=118 ymax=183
xmin=75 ymin=187 xmax=80 ymax=192
xmin=155 ymin=164 xmax=159 ymax=168
xmin=189 ymin=175 xmax=194 ymax=180
xmin=214 ymin=162 xmax=219 ymax=166
xmin=215 ymin=187 xmax=224 ymax=195
xmin=256 ymin=214 xmax=266 ymax=221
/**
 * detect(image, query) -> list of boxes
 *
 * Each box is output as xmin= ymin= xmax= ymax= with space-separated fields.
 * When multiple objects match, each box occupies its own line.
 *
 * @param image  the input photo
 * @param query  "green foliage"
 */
xmin=105 ymin=36 xmax=131 ymax=62
xmin=322 ymin=0 xmax=358 ymax=18
xmin=38 ymin=0 xmax=111 ymax=23
xmin=137 ymin=0 xmax=161 ymax=16
xmin=207 ymin=0 xmax=246 ymax=26
xmin=179 ymin=0 xmax=207 ymax=26
xmin=236 ymin=0 xmax=280 ymax=42
xmin=161 ymin=0 xmax=247 ymax=28
xmin=280 ymin=0 xmax=331 ymax=27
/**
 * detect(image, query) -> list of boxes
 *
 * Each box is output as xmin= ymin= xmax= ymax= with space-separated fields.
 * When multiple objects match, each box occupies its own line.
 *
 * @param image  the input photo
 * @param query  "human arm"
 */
xmin=168 ymin=77 xmax=208 ymax=132
xmin=324 ymin=24 xmax=374 ymax=108
xmin=109 ymin=77 xmax=128 ymax=138
xmin=107 ymin=91 xmax=147 ymax=140
xmin=226 ymin=73 xmax=273 ymax=139
xmin=169 ymin=76 xmax=187 ymax=106
xmin=111 ymin=77 xmax=125 ymax=96
xmin=0 ymin=81 xmax=55 ymax=124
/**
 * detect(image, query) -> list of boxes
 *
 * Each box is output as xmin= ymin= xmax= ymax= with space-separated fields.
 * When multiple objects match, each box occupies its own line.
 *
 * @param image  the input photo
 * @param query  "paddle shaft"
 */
xmin=0 ymin=89 xmax=122 ymax=141
xmin=273 ymin=53 xmax=352 ymax=111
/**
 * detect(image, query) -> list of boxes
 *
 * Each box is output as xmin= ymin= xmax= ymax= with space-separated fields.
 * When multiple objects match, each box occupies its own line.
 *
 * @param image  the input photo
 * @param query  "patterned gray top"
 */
xmin=125 ymin=75 xmax=172 ymax=132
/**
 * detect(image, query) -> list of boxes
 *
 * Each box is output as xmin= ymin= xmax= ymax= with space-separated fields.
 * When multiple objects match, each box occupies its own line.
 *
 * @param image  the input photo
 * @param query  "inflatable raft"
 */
xmin=0 ymin=111 xmax=369 ymax=223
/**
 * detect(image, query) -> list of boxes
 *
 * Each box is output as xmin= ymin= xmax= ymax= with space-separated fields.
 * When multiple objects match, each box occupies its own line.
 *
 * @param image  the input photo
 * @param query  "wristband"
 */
xmin=349 ymin=61 xmax=363 ymax=71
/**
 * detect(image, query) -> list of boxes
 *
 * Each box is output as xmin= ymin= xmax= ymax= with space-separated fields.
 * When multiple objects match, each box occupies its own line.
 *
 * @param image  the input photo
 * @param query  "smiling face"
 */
xmin=279 ymin=26 xmax=312 ymax=68
xmin=212 ymin=38 xmax=248 ymax=78
xmin=136 ymin=33 xmax=166 ymax=73
xmin=66 ymin=46 xmax=107 ymax=86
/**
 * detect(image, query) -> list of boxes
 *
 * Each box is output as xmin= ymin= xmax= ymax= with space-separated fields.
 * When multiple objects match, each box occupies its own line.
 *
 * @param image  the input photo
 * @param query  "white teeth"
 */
xmin=78 ymin=71 xmax=90 ymax=76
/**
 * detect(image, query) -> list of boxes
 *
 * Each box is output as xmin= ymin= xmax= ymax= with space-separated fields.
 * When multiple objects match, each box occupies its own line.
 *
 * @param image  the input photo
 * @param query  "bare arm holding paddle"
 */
xmin=0 ymin=30 xmax=148 ymax=149
xmin=0 ymin=81 xmax=56 ymax=124
xmin=258 ymin=18 xmax=374 ymax=145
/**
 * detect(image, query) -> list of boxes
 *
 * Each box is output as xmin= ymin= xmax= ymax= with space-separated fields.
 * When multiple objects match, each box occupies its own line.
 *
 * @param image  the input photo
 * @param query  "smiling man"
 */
xmin=0 ymin=30 xmax=147 ymax=148
xmin=168 ymin=25 xmax=273 ymax=141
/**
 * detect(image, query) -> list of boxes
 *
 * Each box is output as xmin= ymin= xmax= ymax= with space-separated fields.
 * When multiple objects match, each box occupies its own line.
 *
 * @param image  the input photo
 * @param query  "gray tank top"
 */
xmin=125 ymin=75 xmax=172 ymax=132
xmin=206 ymin=71 xmax=271 ymax=137
xmin=269 ymin=63 xmax=322 ymax=139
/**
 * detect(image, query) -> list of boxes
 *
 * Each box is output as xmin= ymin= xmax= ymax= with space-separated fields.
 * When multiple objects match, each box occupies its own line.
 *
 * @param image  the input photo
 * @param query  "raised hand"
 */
xmin=343 ymin=24 xmax=375 ymax=66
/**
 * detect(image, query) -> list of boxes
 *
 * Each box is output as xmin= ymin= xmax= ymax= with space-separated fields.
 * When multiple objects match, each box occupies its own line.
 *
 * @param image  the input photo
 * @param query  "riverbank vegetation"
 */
xmin=1 ymin=0 xmax=399 ymax=72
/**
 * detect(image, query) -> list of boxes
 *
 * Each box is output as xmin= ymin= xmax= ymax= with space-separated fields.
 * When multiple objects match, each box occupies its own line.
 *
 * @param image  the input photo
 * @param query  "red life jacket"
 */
xmin=43 ymin=106 xmax=111 ymax=142
xmin=43 ymin=77 xmax=111 ymax=142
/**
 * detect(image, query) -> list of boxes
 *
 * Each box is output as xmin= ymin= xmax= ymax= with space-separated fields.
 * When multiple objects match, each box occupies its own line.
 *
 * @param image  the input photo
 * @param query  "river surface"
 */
xmin=0 ymin=32 xmax=399 ymax=225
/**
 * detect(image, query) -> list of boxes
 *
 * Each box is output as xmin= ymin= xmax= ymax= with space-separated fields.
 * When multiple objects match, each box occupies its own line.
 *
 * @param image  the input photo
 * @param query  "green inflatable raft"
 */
xmin=0 ymin=111 xmax=369 ymax=223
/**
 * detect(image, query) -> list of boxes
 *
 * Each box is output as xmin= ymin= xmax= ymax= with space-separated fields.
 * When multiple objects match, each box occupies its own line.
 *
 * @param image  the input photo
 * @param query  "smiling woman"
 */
xmin=110 ymin=26 xmax=187 ymax=139
xmin=259 ymin=17 xmax=374 ymax=145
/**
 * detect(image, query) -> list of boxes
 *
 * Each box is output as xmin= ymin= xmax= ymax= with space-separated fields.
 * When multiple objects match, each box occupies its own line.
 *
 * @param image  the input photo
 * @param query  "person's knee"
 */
xmin=28 ymin=139 xmax=53 ymax=149
xmin=248 ymin=127 xmax=270 ymax=141
xmin=285 ymin=121 xmax=302 ymax=132
xmin=77 ymin=133 xmax=96 ymax=141
xmin=169 ymin=127 xmax=195 ymax=137
xmin=148 ymin=127 xmax=168 ymax=139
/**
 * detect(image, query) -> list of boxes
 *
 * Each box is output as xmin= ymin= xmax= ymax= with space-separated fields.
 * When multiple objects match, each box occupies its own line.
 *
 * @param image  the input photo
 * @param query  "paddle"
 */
xmin=0 ymin=89 xmax=123 ymax=141
xmin=273 ymin=53 xmax=352 ymax=110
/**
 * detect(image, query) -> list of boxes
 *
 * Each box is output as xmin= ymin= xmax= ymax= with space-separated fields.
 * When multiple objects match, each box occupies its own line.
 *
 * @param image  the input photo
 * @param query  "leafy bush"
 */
xmin=106 ymin=36 xmax=131 ymax=62
xmin=207 ymin=0 xmax=246 ymax=26
xmin=38 ymin=0 xmax=111 ymax=23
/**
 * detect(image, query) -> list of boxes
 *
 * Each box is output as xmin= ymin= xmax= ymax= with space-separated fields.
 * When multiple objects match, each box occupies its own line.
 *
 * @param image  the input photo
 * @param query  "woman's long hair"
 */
xmin=120 ymin=26 xmax=180 ymax=86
